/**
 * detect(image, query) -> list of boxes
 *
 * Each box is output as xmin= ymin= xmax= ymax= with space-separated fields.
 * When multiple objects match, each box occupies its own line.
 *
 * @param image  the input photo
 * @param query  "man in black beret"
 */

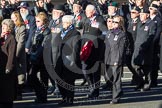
xmin=132 ymin=7 xmax=156 ymax=91
xmin=73 ymin=0 xmax=87 ymax=31
xmin=126 ymin=6 xmax=141 ymax=85
xmin=149 ymin=3 xmax=162 ymax=87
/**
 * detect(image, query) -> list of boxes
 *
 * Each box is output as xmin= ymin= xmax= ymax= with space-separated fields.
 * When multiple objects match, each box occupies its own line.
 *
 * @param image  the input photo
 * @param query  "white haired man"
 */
xmin=51 ymin=15 xmax=81 ymax=105
xmin=81 ymin=4 xmax=107 ymax=99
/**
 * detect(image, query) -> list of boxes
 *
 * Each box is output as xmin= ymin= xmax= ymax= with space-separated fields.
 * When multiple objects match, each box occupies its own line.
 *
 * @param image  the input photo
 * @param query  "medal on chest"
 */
xmin=114 ymin=35 xmax=119 ymax=41
xmin=144 ymin=26 xmax=149 ymax=31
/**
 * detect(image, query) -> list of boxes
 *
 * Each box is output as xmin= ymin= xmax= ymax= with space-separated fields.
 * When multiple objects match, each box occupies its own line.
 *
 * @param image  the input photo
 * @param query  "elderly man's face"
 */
xmin=85 ymin=8 xmax=95 ymax=18
xmin=73 ymin=4 xmax=82 ymax=14
xmin=130 ymin=10 xmax=139 ymax=19
xmin=140 ymin=13 xmax=149 ymax=22
xmin=20 ymin=7 xmax=29 ymax=20
xmin=108 ymin=6 xmax=117 ymax=15
xmin=62 ymin=21 xmax=71 ymax=29
xmin=52 ymin=9 xmax=63 ymax=19
xmin=20 ymin=7 xmax=28 ymax=14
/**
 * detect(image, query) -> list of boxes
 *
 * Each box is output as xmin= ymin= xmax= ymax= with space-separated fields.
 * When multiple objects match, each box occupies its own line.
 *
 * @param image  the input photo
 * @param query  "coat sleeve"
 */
xmin=119 ymin=33 xmax=126 ymax=63
xmin=154 ymin=18 xmax=162 ymax=43
xmin=25 ymin=16 xmax=36 ymax=49
xmin=16 ymin=26 xmax=26 ymax=57
xmin=6 ymin=37 xmax=16 ymax=71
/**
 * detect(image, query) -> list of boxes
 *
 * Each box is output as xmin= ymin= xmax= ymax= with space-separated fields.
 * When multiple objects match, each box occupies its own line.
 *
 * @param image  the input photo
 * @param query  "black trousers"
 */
xmin=124 ymin=53 xmax=138 ymax=82
xmin=105 ymin=65 xmax=123 ymax=101
xmin=136 ymin=65 xmax=152 ymax=88
xmin=151 ymin=50 xmax=159 ymax=85
xmin=82 ymin=61 xmax=101 ymax=97
xmin=55 ymin=61 xmax=76 ymax=102
xmin=28 ymin=63 xmax=48 ymax=101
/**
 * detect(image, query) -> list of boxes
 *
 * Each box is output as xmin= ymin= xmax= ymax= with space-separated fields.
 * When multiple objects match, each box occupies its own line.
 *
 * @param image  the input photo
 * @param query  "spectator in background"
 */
xmin=135 ymin=0 xmax=149 ymax=10
xmin=44 ymin=0 xmax=54 ymax=15
xmin=34 ymin=0 xmax=48 ymax=15
xmin=6 ymin=0 xmax=18 ymax=14
xmin=0 ymin=19 xmax=17 ymax=108
xmin=0 ymin=0 xmax=10 ymax=19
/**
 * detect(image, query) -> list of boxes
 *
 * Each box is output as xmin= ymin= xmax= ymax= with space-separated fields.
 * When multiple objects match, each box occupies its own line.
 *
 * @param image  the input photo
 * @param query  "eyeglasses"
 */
xmin=112 ymin=21 xmax=119 ymax=24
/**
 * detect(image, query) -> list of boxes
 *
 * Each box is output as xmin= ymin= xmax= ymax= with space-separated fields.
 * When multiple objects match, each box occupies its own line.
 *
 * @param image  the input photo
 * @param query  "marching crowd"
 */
xmin=0 ymin=0 xmax=162 ymax=107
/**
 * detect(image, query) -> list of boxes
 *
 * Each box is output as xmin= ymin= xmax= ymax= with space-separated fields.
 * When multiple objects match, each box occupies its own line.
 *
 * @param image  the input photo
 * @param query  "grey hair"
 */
xmin=2 ymin=19 xmax=15 ymax=32
xmin=62 ymin=15 xmax=74 ymax=24
xmin=85 ymin=4 xmax=96 ymax=12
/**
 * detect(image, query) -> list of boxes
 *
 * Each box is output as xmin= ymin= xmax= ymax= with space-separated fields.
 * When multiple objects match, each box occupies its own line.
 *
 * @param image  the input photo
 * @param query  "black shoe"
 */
xmin=81 ymin=79 xmax=87 ymax=86
xmin=134 ymin=83 xmax=144 ymax=91
xmin=58 ymin=99 xmax=73 ymax=106
xmin=35 ymin=99 xmax=47 ymax=103
xmin=101 ymin=81 xmax=113 ymax=90
xmin=141 ymin=86 xmax=150 ymax=92
xmin=58 ymin=99 xmax=66 ymax=105
xmin=110 ymin=100 xmax=119 ymax=104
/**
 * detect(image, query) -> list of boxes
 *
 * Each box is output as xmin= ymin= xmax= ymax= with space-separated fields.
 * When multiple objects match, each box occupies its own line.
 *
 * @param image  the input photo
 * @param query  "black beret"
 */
xmin=73 ymin=0 xmax=82 ymax=6
xmin=149 ymin=4 xmax=159 ymax=10
xmin=131 ymin=6 xmax=141 ymax=13
xmin=53 ymin=4 xmax=65 ymax=12
xmin=140 ymin=7 xmax=150 ymax=14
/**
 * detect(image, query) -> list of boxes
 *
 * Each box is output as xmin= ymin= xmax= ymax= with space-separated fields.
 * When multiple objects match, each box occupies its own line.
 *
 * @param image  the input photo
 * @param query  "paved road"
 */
xmin=13 ymin=76 xmax=162 ymax=108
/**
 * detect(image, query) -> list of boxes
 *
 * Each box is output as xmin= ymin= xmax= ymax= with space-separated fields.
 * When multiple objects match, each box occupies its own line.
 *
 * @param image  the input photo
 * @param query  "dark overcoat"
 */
xmin=104 ymin=29 xmax=125 ymax=66
xmin=0 ymin=34 xmax=17 ymax=102
xmin=132 ymin=19 xmax=156 ymax=66
xmin=54 ymin=28 xmax=82 ymax=80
